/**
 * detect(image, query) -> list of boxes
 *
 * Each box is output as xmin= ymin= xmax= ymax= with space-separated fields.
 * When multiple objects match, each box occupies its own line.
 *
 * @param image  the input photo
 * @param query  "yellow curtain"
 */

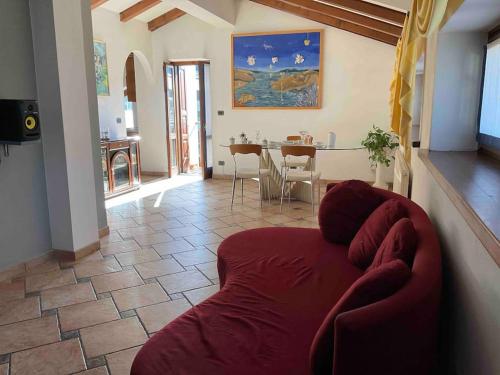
xmin=389 ymin=0 xmax=464 ymax=163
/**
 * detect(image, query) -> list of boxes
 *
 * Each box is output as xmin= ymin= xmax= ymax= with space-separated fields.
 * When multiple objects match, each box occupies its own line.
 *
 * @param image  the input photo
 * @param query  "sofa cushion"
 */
xmin=319 ymin=180 xmax=383 ymax=245
xmin=348 ymin=199 xmax=407 ymax=269
xmin=367 ymin=218 xmax=418 ymax=271
xmin=309 ymin=259 xmax=411 ymax=375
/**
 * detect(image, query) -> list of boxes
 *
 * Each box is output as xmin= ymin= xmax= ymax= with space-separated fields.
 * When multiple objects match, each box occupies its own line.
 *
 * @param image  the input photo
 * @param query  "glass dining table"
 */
xmin=220 ymin=142 xmax=365 ymax=203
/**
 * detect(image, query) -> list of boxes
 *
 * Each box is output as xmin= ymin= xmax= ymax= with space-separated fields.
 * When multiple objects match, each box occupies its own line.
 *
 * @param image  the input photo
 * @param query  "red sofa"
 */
xmin=131 ymin=185 xmax=441 ymax=375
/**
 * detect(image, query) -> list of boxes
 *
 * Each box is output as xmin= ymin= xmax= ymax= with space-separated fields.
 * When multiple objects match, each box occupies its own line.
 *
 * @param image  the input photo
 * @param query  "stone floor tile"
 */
xmin=166 ymin=225 xmax=203 ymax=238
xmin=157 ymin=270 xmax=211 ymax=294
xmin=183 ymin=232 xmax=223 ymax=247
xmin=152 ymin=240 xmax=194 ymax=256
xmin=25 ymin=269 xmax=76 ymax=293
xmin=106 ymin=346 xmax=142 ymax=375
xmin=134 ymin=258 xmax=184 ymax=279
xmin=195 ymin=262 xmax=219 ymax=280
xmin=133 ymin=232 xmax=174 ymax=247
xmin=74 ymin=258 xmax=122 ymax=278
xmin=58 ymin=298 xmax=119 ymax=332
xmin=80 ymin=317 xmax=147 ymax=358
xmin=172 ymin=249 xmax=217 ymax=267
xmin=111 ymin=283 xmax=169 ymax=311
xmin=0 ymin=263 xmax=25 ymax=282
xmin=100 ymin=240 xmax=140 ymax=256
xmin=115 ymin=249 xmax=161 ymax=266
xmin=184 ymin=284 xmax=220 ymax=306
xmin=137 ymin=298 xmax=191 ymax=334
xmin=0 ymin=315 xmax=59 ymax=355
xmin=118 ymin=226 xmax=154 ymax=239
xmin=41 ymin=282 xmax=95 ymax=310
xmin=75 ymin=367 xmax=109 ymax=375
xmin=0 ymin=296 xmax=40 ymax=326
xmin=10 ymin=338 xmax=85 ymax=375
xmin=60 ymin=251 xmax=103 ymax=269
xmin=0 ymin=280 xmax=25 ymax=303
xmin=91 ymin=270 xmax=144 ymax=294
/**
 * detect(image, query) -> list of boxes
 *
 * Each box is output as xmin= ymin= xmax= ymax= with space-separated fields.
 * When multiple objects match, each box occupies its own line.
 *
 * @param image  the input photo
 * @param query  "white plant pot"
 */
xmin=373 ymin=163 xmax=388 ymax=189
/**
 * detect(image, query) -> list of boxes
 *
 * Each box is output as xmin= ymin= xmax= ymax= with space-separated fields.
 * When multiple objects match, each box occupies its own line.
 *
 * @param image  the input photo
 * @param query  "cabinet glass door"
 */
xmin=130 ymin=142 xmax=140 ymax=185
xmin=101 ymin=147 xmax=109 ymax=193
xmin=111 ymin=151 xmax=131 ymax=190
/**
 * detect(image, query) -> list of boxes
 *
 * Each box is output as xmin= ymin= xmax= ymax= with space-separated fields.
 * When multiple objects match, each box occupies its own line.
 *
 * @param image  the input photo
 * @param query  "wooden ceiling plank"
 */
xmin=318 ymin=0 xmax=406 ymax=25
xmin=91 ymin=0 xmax=109 ymax=10
xmin=283 ymin=0 xmax=402 ymax=36
xmin=121 ymin=0 xmax=162 ymax=22
xmin=148 ymin=8 xmax=186 ymax=32
xmin=251 ymin=0 xmax=398 ymax=45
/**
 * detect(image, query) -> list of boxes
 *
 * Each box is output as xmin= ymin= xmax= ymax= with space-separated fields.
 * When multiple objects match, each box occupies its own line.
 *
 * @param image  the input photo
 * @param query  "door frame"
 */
xmin=163 ymin=60 xmax=211 ymax=179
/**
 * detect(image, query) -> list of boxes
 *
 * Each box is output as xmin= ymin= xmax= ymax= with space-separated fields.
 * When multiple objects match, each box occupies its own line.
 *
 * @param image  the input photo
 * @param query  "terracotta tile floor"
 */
xmin=0 ymin=177 xmax=322 ymax=374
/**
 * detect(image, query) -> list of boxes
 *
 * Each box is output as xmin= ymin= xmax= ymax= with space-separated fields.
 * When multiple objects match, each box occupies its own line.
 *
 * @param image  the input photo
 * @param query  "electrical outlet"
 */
xmin=218 ymin=160 xmax=225 ymax=166
xmin=217 ymin=110 xmax=224 ymax=116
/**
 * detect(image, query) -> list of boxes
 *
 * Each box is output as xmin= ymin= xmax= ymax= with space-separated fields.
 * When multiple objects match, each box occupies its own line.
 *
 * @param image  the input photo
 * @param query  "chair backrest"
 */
xmin=287 ymin=135 xmax=302 ymax=141
xmin=229 ymin=144 xmax=262 ymax=156
xmin=281 ymin=145 xmax=316 ymax=158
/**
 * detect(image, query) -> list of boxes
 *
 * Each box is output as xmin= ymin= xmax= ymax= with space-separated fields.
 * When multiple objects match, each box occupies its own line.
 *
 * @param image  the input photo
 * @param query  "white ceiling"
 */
xmin=101 ymin=0 xmax=176 ymax=23
xmin=442 ymin=0 xmax=500 ymax=32
xmin=364 ymin=0 xmax=411 ymax=12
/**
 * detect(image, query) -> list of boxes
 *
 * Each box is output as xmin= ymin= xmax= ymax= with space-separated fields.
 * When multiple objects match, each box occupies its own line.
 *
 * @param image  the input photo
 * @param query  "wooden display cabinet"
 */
xmin=101 ymin=138 xmax=141 ymax=198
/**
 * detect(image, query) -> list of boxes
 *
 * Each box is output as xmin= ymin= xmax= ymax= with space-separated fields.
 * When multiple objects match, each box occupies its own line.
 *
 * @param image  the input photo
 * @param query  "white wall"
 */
xmin=139 ymin=0 xmax=396 ymax=181
xmin=0 ymin=0 xmax=52 ymax=270
xmin=91 ymin=8 xmax=153 ymax=140
xmin=430 ymin=31 xmax=486 ymax=151
xmin=411 ymin=150 xmax=500 ymax=375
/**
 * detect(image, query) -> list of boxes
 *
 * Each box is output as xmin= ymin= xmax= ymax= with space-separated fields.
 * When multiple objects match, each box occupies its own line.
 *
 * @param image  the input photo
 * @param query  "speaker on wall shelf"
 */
xmin=0 ymin=99 xmax=40 ymax=144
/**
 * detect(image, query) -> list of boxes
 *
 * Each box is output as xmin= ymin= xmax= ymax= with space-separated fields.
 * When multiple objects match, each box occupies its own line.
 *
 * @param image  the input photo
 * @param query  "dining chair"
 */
xmin=280 ymin=135 xmax=307 ymax=175
xmin=229 ymin=144 xmax=271 ymax=209
xmin=280 ymin=145 xmax=321 ymax=215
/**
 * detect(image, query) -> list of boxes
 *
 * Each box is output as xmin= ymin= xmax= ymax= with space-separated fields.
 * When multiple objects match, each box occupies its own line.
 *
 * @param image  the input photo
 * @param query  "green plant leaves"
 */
xmin=361 ymin=125 xmax=399 ymax=167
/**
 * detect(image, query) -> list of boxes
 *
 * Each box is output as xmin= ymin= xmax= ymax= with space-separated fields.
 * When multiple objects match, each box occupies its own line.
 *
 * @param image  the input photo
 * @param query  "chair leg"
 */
xmin=231 ymin=174 xmax=236 ymax=210
xmin=311 ymin=180 xmax=315 ymax=216
xmin=280 ymin=177 xmax=286 ymax=213
xmin=267 ymin=176 xmax=271 ymax=205
xmin=258 ymin=177 xmax=263 ymax=208
xmin=288 ymin=182 xmax=291 ymax=207
xmin=241 ymin=178 xmax=244 ymax=205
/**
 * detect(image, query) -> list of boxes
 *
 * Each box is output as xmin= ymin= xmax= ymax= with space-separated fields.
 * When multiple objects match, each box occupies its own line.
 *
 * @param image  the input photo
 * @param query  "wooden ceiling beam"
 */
xmin=318 ymin=0 xmax=407 ymax=25
xmin=91 ymin=0 xmax=109 ymax=10
xmin=251 ymin=0 xmax=399 ymax=45
xmin=284 ymin=0 xmax=402 ymax=37
xmin=148 ymin=8 xmax=186 ymax=31
xmin=121 ymin=0 xmax=161 ymax=22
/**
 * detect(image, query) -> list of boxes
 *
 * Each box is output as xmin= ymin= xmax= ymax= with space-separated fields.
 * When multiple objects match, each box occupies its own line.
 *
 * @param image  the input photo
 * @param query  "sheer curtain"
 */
xmin=480 ymin=39 xmax=500 ymax=138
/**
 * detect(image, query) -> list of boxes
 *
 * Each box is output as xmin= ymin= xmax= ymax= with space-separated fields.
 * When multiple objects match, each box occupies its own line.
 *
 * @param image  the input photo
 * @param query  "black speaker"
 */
xmin=0 ymin=99 xmax=40 ymax=143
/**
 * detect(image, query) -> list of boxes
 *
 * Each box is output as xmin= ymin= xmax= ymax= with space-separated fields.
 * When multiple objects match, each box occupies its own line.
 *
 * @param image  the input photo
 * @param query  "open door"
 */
xmin=164 ymin=61 xmax=211 ymax=179
xmin=199 ymin=62 xmax=212 ymax=179
xmin=177 ymin=68 xmax=190 ymax=173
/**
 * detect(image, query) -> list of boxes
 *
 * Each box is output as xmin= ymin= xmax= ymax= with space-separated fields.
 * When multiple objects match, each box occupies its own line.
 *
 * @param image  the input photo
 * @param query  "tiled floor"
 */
xmin=0 ymin=177 xmax=321 ymax=375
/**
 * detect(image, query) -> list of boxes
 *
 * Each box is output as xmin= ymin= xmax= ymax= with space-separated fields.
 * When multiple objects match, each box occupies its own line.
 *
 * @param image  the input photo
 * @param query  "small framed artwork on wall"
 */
xmin=94 ymin=40 xmax=110 ymax=96
xmin=231 ymin=29 xmax=323 ymax=109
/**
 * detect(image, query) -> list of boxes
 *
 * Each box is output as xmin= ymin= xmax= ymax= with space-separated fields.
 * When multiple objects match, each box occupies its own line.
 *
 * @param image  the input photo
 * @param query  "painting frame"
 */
xmin=94 ymin=39 xmax=110 ymax=96
xmin=231 ymin=29 xmax=323 ymax=110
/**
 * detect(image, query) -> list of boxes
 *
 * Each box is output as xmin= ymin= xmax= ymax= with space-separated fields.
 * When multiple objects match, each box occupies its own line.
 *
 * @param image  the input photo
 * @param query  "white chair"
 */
xmin=280 ymin=135 xmax=307 ymax=175
xmin=230 ymin=144 xmax=271 ymax=209
xmin=280 ymin=145 xmax=321 ymax=215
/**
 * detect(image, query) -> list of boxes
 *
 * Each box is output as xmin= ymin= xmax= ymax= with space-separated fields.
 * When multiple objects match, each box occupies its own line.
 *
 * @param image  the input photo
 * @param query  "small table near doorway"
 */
xmin=220 ymin=142 xmax=364 ymax=203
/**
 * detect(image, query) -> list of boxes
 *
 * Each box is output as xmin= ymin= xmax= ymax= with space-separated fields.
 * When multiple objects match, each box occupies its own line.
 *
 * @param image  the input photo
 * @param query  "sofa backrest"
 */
xmin=331 ymin=188 xmax=442 ymax=375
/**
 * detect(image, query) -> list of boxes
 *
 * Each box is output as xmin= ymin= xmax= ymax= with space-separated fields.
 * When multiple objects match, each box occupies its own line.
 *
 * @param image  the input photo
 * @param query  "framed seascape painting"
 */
xmin=232 ymin=29 xmax=323 ymax=109
xmin=94 ymin=40 xmax=110 ymax=96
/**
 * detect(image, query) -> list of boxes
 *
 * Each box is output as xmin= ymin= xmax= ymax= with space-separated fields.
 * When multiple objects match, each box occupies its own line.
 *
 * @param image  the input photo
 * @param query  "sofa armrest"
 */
xmin=332 ymin=285 xmax=440 ymax=375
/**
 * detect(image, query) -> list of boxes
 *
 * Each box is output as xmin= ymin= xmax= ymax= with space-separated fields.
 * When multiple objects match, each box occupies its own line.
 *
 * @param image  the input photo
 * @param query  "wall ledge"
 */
xmin=418 ymin=149 xmax=500 ymax=267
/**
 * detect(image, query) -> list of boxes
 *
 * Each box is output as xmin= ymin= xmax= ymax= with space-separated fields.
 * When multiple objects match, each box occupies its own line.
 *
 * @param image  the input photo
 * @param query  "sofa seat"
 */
xmin=132 ymin=228 xmax=363 ymax=375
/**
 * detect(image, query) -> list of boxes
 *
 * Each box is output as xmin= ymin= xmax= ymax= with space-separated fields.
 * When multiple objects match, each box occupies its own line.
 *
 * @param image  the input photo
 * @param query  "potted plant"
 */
xmin=361 ymin=126 xmax=399 ymax=188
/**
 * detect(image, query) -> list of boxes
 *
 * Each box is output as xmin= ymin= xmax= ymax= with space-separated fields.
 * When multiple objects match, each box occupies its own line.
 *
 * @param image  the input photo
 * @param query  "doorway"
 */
xmin=164 ymin=61 xmax=212 ymax=179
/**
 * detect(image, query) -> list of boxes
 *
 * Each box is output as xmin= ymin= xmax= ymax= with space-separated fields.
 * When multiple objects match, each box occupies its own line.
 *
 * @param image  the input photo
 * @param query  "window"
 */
xmin=123 ymin=97 xmax=137 ymax=131
xmin=478 ymin=39 xmax=500 ymax=148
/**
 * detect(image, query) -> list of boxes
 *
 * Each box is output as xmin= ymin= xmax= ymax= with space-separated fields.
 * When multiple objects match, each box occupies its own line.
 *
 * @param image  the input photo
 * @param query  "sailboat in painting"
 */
xmin=232 ymin=30 xmax=322 ymax=109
